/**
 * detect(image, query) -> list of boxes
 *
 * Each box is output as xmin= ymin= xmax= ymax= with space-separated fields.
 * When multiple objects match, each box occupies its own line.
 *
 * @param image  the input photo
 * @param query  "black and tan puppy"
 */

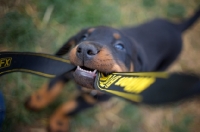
xmin=25 ymin=8 xmax=200 ymax=132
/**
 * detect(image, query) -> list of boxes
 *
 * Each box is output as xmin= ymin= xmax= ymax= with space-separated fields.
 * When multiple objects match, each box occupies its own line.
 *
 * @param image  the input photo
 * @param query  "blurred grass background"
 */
xmin=0 ymin=0 xmax=200 ymax=132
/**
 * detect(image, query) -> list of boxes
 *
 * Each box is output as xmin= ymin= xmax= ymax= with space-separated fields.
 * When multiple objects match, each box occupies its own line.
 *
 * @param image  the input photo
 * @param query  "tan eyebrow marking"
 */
xmin=69 ymin=40 xmax=75 ymax=46
xmin=113 ymin=33 xmax=121 ymax=40
xmin=88 ymin=28 xmax=95 ymax=33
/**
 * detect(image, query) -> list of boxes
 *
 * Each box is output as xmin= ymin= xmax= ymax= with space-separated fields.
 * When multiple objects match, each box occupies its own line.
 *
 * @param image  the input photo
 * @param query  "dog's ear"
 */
xmin=55 ymin=36 xmax=77 ymax=56
xmin=55 ymin=28 xmax=90 ymax=56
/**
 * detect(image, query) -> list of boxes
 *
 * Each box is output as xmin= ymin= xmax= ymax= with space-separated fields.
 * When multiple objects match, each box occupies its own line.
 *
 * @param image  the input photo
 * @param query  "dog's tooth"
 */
xmin=76 ymin=66 xmax=96 ymax=75
xmin=93 ymin=70 xmax=97 ymax=73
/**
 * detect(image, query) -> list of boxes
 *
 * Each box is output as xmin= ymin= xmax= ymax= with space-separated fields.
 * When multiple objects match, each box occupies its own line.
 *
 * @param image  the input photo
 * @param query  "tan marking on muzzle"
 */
xmin=69 ymin=45 xmax=82 ymax=65
xmin=96 ymin=47 xmax=128 ymax=72
xmin=130 ymin=62 xmax=134 ymax=72
xmin=111 ymin=62 xmax=128 ymax=72
xmin=69 ymin=45 xmax=128 ymax=72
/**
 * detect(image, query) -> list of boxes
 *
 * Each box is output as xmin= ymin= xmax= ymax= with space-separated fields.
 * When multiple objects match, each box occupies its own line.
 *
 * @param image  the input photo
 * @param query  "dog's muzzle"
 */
xmin=76 ymin=42 xmax=100 ymax=61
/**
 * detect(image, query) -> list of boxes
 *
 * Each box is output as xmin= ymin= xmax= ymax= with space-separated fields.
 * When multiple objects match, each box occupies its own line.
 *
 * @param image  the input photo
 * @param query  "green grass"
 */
xmin=170 ymin=115 xmax=193 ymax=132
xmin=117 ymin=104 xmax=142 ymax=132
xmin=0 ymin=0 xmax=199 ymax=131
xmin=0 ymin=12 xmax=39 ymax=51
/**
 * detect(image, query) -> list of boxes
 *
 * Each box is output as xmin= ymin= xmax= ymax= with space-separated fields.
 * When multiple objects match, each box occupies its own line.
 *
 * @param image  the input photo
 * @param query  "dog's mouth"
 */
xmin=73 ymin=66 xmax=111 ymax=89
xmin=75 ymin=66 xmax=97 ymax=79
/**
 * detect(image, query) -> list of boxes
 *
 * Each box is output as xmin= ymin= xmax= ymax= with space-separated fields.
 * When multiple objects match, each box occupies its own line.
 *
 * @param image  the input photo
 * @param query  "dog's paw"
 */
xmin=47 ymin=100 xmax=78 ymax=132
xmin=47 ymin=112 xmax=70 ymax=132
xmin=24 ymin=82 xmax=64 ymax=111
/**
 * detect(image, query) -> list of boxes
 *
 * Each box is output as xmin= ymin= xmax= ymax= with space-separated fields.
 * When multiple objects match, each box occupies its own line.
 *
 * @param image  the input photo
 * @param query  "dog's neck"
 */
xmin=134 ymin=44 xmax=149 ymax=72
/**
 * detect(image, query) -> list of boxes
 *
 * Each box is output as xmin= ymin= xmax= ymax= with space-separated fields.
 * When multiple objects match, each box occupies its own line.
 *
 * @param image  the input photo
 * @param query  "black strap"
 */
xmin=0 ymin=52 xmax=75 ymax=77
xmin=94 ymin=72 xmax=200 ymax=105
xmin=1 ymin=52 xmax=200 ymax=105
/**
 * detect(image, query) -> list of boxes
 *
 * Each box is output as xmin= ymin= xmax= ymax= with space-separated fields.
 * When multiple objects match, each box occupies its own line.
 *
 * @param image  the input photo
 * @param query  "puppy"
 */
xmin=25 ymin=8 xmax=200 ymax=132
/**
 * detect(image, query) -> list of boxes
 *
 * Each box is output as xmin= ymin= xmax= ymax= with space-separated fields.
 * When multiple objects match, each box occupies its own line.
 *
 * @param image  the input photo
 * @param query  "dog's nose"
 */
xmin=76 ymin=43 xmax=99 ymax=60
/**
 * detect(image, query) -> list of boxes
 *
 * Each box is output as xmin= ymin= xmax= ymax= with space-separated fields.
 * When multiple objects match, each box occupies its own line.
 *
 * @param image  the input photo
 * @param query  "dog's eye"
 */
xmin=114 ymin=42 xmax=125 ymax=50
xmin=81 ymin=34 xmax=88 ymax=41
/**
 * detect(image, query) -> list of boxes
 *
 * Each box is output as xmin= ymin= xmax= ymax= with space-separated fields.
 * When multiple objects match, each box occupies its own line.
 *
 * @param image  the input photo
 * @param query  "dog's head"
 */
xmin=60 ymin=26 xmax=137 ymax=88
